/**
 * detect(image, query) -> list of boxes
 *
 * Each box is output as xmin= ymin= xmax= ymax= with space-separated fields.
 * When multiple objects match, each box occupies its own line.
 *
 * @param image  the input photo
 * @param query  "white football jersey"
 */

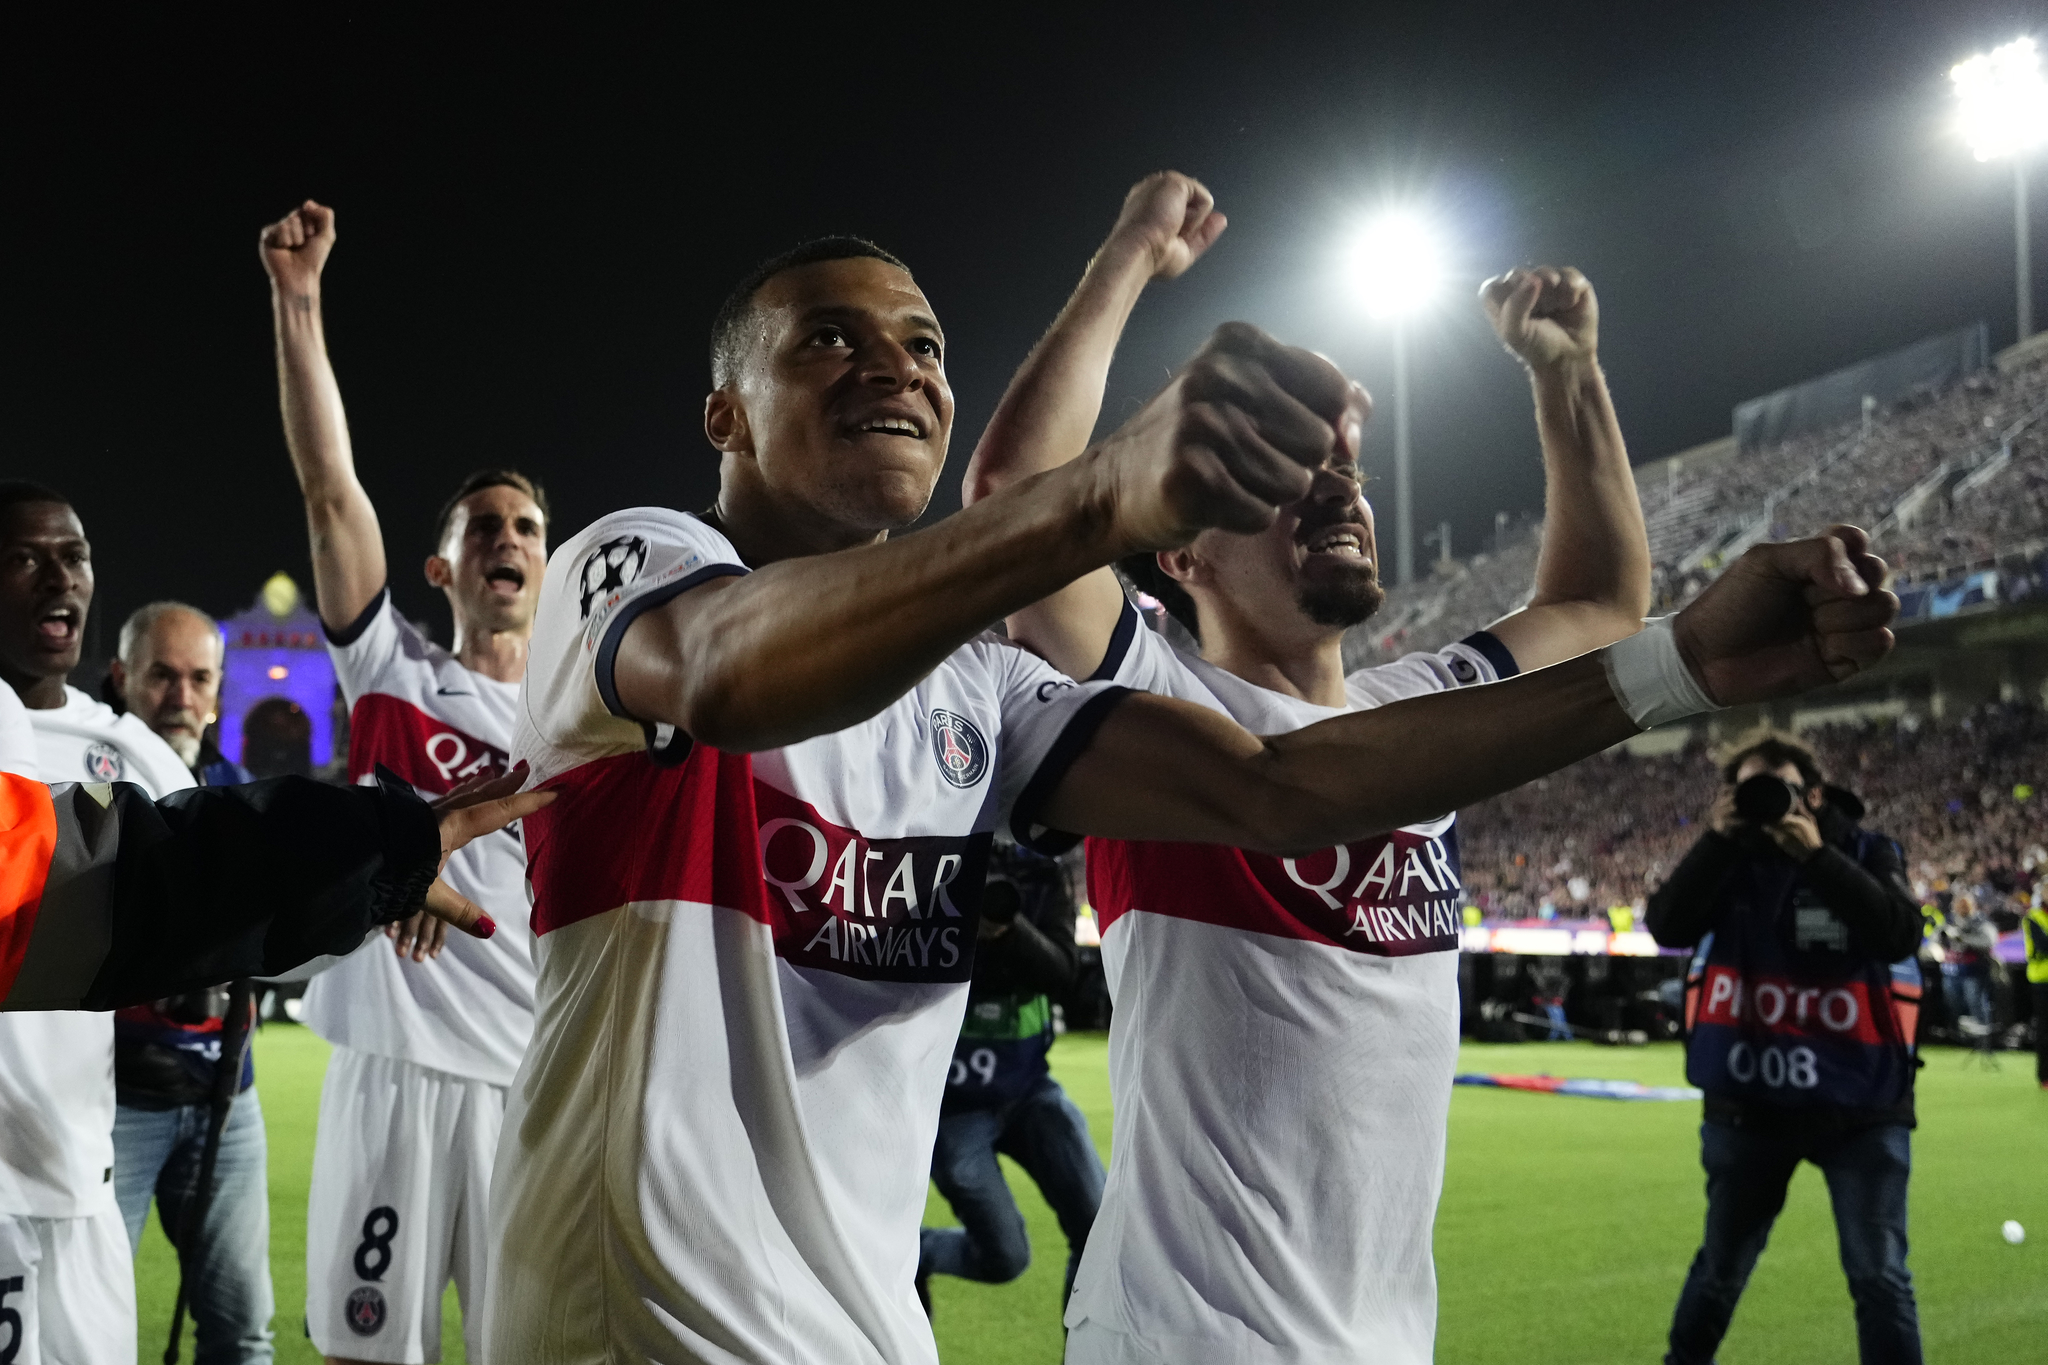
xmin=0 ymin=682 xmax=35 ymax=778
xmin=488 ymin=508 xmax=1125 ymax=1365
xmin=301 ymin=590 xmax=535 ymax=1085
xmin=1 ymin=685 xmax=194 ymax=1219
xmin=1065 ymin=603 xmax=1512 ymax=1365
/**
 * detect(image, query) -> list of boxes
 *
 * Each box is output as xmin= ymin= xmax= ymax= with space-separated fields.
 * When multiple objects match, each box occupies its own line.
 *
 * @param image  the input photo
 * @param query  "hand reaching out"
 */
xmin=260 ymin=200 xmax=338 ymax=296
xmin=1480 ymin=267 xmax=1597 ymax=372
xmin=1102 ymin=172 xmax=1228 ymax=281
xmin=390 ymin=768 xmax=555 ymax=958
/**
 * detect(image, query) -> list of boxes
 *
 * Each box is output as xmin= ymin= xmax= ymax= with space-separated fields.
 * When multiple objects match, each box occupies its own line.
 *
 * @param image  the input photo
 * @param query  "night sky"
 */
xmin=4 ymin=2 xmax=2042 ymax=662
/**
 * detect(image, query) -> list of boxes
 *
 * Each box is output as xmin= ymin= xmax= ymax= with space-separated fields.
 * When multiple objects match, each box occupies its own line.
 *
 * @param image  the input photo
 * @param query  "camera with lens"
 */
xmin=1733 ymin=773 xmax=1801 ymax=825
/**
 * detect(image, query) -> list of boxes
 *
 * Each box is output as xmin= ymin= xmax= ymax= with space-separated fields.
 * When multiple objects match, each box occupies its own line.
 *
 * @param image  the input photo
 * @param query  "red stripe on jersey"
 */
xmin=1086 ymin=828 xmax=1464 ymax=957
xmin=347 ymin=693 xmax=509 ymax=794
xmin=524 ymin=746 xmax=769 ymax=937
xmin=525 ymin=746 xmax=987 ymax=982
xmin=0 ymin=773 xmax=58 ymax=1000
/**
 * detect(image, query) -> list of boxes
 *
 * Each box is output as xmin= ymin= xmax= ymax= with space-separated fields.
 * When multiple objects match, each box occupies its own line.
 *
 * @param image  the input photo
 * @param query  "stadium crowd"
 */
xmin=1350 ymin=349 xmax=2048 ymax=666
xmin=1457 ymin=700 xmax=2048 ymax=921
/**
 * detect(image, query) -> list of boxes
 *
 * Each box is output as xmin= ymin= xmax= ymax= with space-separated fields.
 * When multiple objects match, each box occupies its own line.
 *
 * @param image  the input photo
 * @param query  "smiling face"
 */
xmin=1167 ymin=457 xmax=1386 ymax=640
xmin=708 ymin=256 xmax=954 ymax=541
xmin=0 ymin=500 xmax=92 ymax=705
xmin=426 ymin=484 xmax=548 ymax=636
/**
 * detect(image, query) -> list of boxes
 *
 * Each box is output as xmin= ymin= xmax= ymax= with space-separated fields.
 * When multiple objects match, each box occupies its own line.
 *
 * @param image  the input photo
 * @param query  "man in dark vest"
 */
xmin=917 ymin=840 xmax=1102 ymax=1317
xmin=1648 ymin=729 xmax=1925 ymax=1365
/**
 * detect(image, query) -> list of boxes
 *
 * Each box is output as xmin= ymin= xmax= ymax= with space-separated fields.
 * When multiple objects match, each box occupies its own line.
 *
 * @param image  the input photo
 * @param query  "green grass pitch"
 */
xmin=134 ymin=1026 xmax=2045 ymax=1363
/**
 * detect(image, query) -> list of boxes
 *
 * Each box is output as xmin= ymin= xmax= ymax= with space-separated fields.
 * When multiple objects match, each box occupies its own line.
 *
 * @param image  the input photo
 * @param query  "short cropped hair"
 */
xmin=1118 ymin=552 xmax=1201 ymax=640
xmin=709 ymin=236 xmax=912 ymax=389
xmin=433 ymin=470 xmax=550 ymax=553
xmin=0 ymin=480 xmax=70 ymax=515
xmin=118 ymin=601 xmax=221 ymax=671
xmin=1719 ymin=728 xmax=1825 ymax=790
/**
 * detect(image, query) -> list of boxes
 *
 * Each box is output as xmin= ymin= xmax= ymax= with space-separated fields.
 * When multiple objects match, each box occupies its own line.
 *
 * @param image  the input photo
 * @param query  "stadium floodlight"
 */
xmin=1347 ymin=211 xmax=1445 ymax=320
xmin=1347 ymin=210 xmax=1449 ymax=585
xmin=1952 ymin=37 xmax=2048 ymax=339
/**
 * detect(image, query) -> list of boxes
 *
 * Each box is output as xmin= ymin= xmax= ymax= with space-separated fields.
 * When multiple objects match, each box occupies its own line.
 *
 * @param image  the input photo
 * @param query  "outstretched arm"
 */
xmin=616 ymin=325 xmax=1348 ymax=753
xmin=1043 ymin=529 xmax=1896 ymax=853
xmin=960 ymin=172 xmax=1227 ymax=679
xmin=0 ymin=770 xmax=550 ymax=1012
xmin=260 ymin=201 xmax=387 ymax=633
xmin=1477 ymin=268 xmax=1652 ymax=670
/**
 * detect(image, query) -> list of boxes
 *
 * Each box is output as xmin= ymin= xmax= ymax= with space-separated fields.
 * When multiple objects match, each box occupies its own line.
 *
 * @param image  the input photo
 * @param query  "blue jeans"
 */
xmin=1666 ymin=1120 xmax=1920 ymax=1365
xmin=1941 ymin=961 xmax=1992 ymax=1026
xmin=920 ymin=1075 xmax=1105 ymax=1300
xmin=114 ymin=1089 xmax=275 ymax=1365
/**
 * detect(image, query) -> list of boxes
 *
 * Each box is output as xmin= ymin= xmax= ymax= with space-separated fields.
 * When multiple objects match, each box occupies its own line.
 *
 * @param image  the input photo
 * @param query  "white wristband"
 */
xmin=1601 ymin=616 xmax=1722 ymax=730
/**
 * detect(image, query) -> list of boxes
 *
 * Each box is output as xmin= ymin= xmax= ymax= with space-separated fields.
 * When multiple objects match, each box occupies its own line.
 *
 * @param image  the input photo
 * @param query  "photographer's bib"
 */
xmin=1683 ymin=831 xmax=1921 ymax=1110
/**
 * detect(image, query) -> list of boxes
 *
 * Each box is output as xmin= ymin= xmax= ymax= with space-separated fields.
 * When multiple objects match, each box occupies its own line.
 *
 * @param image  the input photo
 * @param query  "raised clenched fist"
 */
xmin=1672 ymin=524 xmax=1898 ymax=706
xmin=1480 ymin=266 xmax=1597 ymax=372
xmin=260 ymin=200 xmax=337 ymax=294
xmin=1092 ymin=321 xmax=1362 ymax=552
xmin=1102 ymin=171 xmax=1228 ymax=282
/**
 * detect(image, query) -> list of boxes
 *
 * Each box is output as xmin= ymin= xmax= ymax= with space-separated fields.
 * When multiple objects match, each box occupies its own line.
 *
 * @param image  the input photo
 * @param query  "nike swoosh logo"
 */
xmin=435 ymin=687 xmax=475 ymax=697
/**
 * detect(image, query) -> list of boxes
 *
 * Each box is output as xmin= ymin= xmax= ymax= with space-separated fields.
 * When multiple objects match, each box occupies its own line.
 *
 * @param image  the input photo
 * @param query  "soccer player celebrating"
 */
xmin=489 ymin=203 xmax=1896 ymax=1363
xmin=0 ymin=480 xmax=194 ymax=1365
xmin=260 ymin=201 xmax=547 ymax=1363
xmin=962 ymin=174 xmax=1652 ymax=1361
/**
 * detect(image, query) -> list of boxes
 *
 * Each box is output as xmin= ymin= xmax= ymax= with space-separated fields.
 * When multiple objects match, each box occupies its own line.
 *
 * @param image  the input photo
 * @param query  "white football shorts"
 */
xmin=306 ymin=1045 xmax=502 ymax=1364
xmin=0 ymin=1203 xmax=136 ymax=1365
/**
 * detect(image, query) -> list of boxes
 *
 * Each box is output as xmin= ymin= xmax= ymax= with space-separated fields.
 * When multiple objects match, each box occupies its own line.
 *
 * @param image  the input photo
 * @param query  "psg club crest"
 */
xmin=929 ymin=709 xmax=989 ymax=789
xmin=82 ymin=742 xmax=123 ymax=781
xmin=344 ymin=1286 xmax=386 ymax=1336
xmin=577 ymin=535 xmax=649 ymax=618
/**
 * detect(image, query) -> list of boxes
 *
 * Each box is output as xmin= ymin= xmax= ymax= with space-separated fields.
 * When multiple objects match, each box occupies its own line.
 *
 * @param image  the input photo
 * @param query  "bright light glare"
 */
xmin=1952 ymin=37 xmax=2048 ymax=162
xmin=1348 ymin=212 xmax=1444 ymax=319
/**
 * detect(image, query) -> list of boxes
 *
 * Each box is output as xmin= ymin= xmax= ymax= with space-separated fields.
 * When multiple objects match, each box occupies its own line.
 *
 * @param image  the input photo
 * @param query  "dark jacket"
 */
xmin=943 ymin=844 xmax=1079 ymax=1112
xmin=1647 ymin=787 xmax=1922 ymax=1133
xmin=114 ymin=752 xmax=259 ymax=1108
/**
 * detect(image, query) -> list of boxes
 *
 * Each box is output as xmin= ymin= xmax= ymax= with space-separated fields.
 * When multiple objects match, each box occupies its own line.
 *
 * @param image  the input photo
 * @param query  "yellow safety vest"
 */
xmin=2026 ymin=906 xmax=2048 ymax=985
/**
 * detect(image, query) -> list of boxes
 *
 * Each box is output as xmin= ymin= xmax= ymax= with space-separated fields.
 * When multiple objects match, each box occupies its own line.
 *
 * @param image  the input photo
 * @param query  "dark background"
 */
xmin=3 ymin=2 xmax=2041 ymax=658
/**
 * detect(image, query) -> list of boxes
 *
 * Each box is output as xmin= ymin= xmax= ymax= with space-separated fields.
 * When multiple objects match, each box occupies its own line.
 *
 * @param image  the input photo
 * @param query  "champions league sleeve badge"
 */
xmin=577 ymin=535 xmax=650 ymax=619
xmin=930 ymin=709 xmax=990 ymax=788
xmin=83 ymin=741 xmax=124 ymax=781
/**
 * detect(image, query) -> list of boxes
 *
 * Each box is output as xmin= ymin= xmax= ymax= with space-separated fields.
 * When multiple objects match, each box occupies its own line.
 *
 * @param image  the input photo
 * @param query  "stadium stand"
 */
xmin=1456 ymin=700 xmax=2048 ymax=918
xmin=1344 ymin=337 xmax=2048 ymax=670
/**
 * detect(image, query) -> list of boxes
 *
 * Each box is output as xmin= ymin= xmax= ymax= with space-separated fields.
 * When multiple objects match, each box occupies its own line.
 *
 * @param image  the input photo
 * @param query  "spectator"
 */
xmin=106 ymin=601 xmax=275 ymax=1364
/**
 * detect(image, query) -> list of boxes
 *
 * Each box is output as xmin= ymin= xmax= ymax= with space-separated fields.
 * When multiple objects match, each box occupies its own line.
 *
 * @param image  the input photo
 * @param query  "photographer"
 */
xmin=1646 ymin=731 xmax=1925 ymax=1365
xmin=916 ymin=841 xmax=1104 ymax=1319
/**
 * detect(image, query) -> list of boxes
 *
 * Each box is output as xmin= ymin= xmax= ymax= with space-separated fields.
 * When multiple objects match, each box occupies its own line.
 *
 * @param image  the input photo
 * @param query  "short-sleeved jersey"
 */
xmin=1 ymin=687 xmax=193 ymax=1218
xmin=491 ymin=508 xmax=1124 ymax=1365
xmin=301 ymin=589 xmax=534 ymax=1085
xmin=1065 ymin=603 xmax=1514 ymax=1365
xmin=0 ymin=682 xmax=35 ymax=779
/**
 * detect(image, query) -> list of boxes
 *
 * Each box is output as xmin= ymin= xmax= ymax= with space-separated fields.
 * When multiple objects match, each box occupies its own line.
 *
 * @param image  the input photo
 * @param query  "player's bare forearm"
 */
xmin=968 ymin=248 xmax=1153 ymax=677
xmin=967 ymin=172 xmax=1230 ymax=680
xmin=617 ymin=456 xmax=1132 ymax=753
xmin=1489 ymin=358 xmax=1650 ymax=668
xmin=963 ymin=246 xmax=1152 ymax=506
xmin=271 ymin=286 xmax=387 ymax=631
xmin=1042 ymin=651 xmax=1638 ymax=855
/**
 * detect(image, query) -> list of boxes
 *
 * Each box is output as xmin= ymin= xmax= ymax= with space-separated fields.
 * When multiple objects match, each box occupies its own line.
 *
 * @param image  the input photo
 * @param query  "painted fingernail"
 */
xmin=477 ymin=915 xmax=498 ymax=939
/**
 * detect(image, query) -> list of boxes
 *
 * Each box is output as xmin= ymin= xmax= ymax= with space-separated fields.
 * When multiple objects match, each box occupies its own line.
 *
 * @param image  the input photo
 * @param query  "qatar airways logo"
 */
xmin=349 ymin=695 xmax=507 ymax=795
xmin=1269 ymin=831 xmax=1464 ymax=955
xmin=754 ymin=784 xmax=988 ymax=982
